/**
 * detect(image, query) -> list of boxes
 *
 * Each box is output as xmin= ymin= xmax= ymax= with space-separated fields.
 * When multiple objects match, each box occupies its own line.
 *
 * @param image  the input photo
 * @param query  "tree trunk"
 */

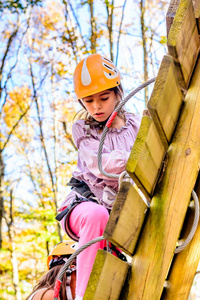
xmin=89 ymin=0 xmax=97 ymax=53
xmin=0 ymin=152 xmax=4 ymax=248
xmin=105 ymin=0 xmax=114 ymax=61
xmin=28 ymin=53 xmax=63 ymax=242
xmin=140 ymin=0 xmax=148 ymax=107
xmin=6 ymin=190 xmax=22 ymax=300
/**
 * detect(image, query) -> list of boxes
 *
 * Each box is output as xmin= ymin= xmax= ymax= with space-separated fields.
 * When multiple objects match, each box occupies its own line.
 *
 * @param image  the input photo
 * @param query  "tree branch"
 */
xmin=0 ymin=102 xmax=32 ymax=153
xmin=140 ymin=0 xmax=148 ymax=106
xmin=67 ymin=0 xmax=88 ymax=52
xmin=105 ymin=0 xmax=114 ymax=60
xmin=62 ymin=121 xmax=77 ymax=150
xmin=115 ymin=0 xmax=127 ymax=66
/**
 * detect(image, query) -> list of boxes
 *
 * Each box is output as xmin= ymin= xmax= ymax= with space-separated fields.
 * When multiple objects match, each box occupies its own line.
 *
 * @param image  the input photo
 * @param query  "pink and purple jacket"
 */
xmin=59 ymin=113 xmax=141 ymax=211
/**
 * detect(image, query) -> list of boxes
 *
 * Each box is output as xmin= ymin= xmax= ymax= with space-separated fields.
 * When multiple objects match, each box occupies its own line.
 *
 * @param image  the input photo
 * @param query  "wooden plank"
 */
xmin=148 ymin=55 xmax=183 ymax=145
xmin=120 ymin=57 xmax=200 ymax=300
xmin=193 ymin=0 xmax=200 ymax=17
xmin=167 ymin=0 xmax=200 ymax=88
xmin=83 ymin=249 xmax=129 ymax=300
xmin=193 ymin=0 xmax=200 ymax=32
xmin=103 ymin=181 xmax=148 ymax=256
xmin=166 ymin=0 xmax=181 ymax=37
xmin=166 ymin=0 xmax=200 ymax=35
xmin=126 ymin=116 xmax=166 ymax=198
xmin=161 ymin=174 xmax=200 ymax=300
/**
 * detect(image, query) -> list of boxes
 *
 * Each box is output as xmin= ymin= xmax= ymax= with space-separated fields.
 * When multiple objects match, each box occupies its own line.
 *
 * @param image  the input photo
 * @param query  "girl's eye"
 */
xmin=85 ymin=100 xmax=93 ymax=103
xmin=101 ymin=97 xmax=109 ymax=101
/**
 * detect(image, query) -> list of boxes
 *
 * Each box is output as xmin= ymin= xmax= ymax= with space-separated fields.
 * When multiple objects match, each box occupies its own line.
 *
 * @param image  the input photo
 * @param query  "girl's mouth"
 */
xmin=94 ymin=113 xmax=104 ymax=117
xmin=95 ymin=113 xmax=104 ymax=116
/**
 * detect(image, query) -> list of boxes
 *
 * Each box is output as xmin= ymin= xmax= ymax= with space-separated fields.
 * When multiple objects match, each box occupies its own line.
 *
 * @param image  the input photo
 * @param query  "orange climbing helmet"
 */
xmin=73 ymin=54 xmax=121 ymax=99
xmin=47 ymin=240 xmax=77 ymax=270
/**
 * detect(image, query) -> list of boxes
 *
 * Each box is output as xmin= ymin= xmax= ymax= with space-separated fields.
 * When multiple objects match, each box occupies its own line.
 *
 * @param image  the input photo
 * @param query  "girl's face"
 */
xmin=82 ymin=89 xmax=118 ymax=122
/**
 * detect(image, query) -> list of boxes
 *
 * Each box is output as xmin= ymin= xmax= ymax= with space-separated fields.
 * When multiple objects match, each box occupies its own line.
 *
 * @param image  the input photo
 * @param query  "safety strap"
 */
xmin=56 ymin=177 xmax=97 ymax=222
xmin=64 ymin=258 xmax=76 ymax=300
xmin=56 ymin=196 xmax=97 ymax=222
xmin=104 ymin=244 xmax=127 ymax=262
xmin=66 ymin=276 xmax=73 ymax=300
xmin=67 ymin=177 xmax=96 ymax=199
xmin=56 ymin=177 xmax=99 ymax=242
xmin=85 ymin=124 xmax=91 ymax=137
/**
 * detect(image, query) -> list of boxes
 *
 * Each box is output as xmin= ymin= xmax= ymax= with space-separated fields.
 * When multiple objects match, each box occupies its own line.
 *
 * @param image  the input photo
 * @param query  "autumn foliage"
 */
xmin=0 ymin=0 xmax=171 ymax=299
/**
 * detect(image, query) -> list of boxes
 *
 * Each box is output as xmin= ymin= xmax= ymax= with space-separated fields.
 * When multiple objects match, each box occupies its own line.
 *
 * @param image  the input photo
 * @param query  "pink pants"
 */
xmin=61 ymin=201 xmax=109 ymax=298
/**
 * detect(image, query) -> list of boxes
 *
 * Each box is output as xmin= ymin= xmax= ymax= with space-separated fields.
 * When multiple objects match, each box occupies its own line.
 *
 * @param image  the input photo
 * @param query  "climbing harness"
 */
xmin=56 ymin=178 xmax=98 ymax=242
xmin=64 ymin=258 xmax=76 ymax=300
xmin=67 ymin=177 xmax=96 ymax=200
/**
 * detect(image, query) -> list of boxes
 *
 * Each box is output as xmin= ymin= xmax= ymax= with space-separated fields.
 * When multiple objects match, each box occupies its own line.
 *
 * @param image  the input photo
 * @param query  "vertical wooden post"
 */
xmin=161 ymin=174 xmax=200 ymax=300
xmin=121 ymin=57 xmax=200 ymax=300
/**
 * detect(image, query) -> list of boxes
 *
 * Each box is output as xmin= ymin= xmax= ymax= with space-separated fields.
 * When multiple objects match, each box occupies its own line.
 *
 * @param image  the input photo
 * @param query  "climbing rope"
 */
xmin=53 ymin=236 xmax=105 ymax=300
xmin=174 ymin=190 xmax=199 ymax=254
xmin=118 ymin=170 xmax=129 ymax=189
xmin=98 ymin=77 xmax=156 ymax=179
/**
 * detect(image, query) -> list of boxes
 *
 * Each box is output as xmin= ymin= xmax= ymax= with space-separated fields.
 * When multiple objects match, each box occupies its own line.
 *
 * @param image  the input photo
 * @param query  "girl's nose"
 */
xmin=93 ymin=100 xmax=101 ymax=109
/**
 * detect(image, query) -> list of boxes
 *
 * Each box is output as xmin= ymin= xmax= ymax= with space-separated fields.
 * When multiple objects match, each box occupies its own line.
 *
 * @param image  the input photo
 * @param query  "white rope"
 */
xmin=118 ymin=171 xmax=150 ymax=207
xmin=98 ymin=77 xmax=156 ymax=179
xmin=174 ymin=190 xmax=199 ymax=254
xmin=118 ymin=171 xmax=130 ymax=189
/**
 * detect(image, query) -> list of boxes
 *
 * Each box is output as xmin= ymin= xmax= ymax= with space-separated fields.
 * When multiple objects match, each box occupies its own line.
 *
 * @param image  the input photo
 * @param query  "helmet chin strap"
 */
xmin=95 ymin=116 xmax=111 ymax=128
xmin=87 ymin=115 xmax=111 ymax=129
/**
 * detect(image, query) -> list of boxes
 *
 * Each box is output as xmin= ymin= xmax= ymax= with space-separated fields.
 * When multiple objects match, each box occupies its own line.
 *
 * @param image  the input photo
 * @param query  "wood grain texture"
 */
xmin=162 ymin=173 xmax=200 ymax=299
xmin=104 ymin=181 xmax=148 ymax=256
xmin=126 ymin=116 xmax=166 ymax=197
xmin=148 ymin=55 xmax=183 ymax=146
xmin=121 ymin=57 xmax=200 ymax=300
xmin=166 ymin=0 xmax=181 ymax=36
xmin=193 ymin=0 xmax=200 ymax=16
xmin=83 ymin=250 xmax=129 ymax=300
xmin=193 ymin=0 xmax=200 ymax=32
xmin=167 ymin=0 xmax=200 ymax=87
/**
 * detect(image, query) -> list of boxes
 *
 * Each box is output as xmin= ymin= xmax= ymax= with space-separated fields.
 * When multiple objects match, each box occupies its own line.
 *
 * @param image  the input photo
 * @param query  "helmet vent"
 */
xmin=104 ymin=63 xmax=112 ymax=70
xmin=103 ymin=57 xmax=112 ymax=63
xmin=81 ymin=58 xmax=91 ymax=86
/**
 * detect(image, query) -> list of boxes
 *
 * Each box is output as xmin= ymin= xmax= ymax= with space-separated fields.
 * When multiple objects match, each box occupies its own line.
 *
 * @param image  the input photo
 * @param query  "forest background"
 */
xmin=0 ymin=0 xmax=199 ymax=299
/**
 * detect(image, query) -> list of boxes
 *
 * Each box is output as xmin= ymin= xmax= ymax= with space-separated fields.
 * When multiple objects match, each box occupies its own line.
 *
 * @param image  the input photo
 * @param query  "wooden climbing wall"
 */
xmin=83 ymin=0 xmax=200 ymax=299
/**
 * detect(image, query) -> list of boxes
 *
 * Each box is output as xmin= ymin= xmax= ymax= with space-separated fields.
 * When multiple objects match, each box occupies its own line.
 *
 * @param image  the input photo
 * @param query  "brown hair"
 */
xmin=74 ymin=84 xmax=127 ymax=124
xmin=26 ymin=264 xmax=68 ymax=300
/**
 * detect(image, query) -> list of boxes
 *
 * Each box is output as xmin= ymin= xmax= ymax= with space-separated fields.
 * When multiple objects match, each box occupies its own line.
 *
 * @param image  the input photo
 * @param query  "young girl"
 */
xmin=57 ymin=53 xmax=141 ymax=300
xmin=26 ymin=240 xmax=77 ymax=300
